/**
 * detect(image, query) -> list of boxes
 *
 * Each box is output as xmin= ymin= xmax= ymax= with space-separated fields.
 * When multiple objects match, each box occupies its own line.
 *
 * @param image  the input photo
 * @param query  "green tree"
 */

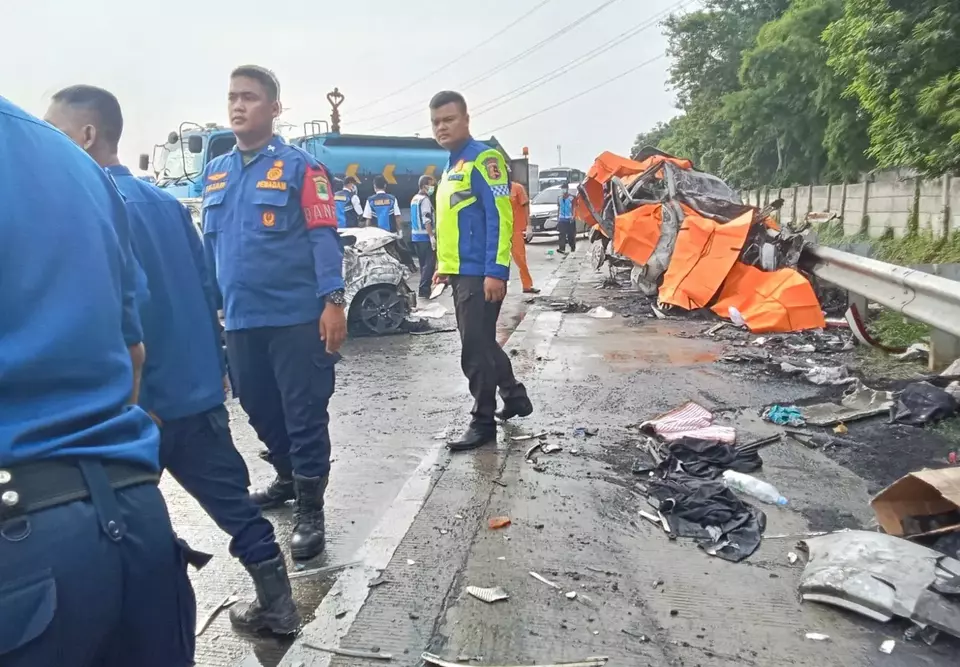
xmin=824 ymin=0 xmax=960 ymax=173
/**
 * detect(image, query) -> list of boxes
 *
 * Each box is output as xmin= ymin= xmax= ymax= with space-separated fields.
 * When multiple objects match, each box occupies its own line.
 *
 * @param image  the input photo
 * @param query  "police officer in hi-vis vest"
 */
xmin=429 ymin=90 xmax=534 ymax=451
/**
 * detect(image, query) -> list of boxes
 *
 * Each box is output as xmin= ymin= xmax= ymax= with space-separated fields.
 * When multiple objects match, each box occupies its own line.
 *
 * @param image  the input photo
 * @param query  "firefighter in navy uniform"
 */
xmin=0 ymin=95 xmax=197 ymax=666
xmin=202 ymin=66 xmax=346 ymax=561
xmin=45 ymin=84 xmax=300 ymax=634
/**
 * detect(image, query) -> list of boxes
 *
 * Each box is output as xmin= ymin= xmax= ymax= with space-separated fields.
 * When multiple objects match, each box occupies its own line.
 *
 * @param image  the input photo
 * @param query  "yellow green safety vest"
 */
xmin=436 ymin=143 xmax=514 ymax=279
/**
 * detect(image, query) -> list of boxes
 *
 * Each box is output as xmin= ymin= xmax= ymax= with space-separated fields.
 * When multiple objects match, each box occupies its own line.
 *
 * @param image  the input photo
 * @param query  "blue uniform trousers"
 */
xmin=412 ymin=241 xmax=436 ymax=298
xmin=0 ymin=465 xmax=195 ymax=667
xmin=160 ymin=404 xmax=280 ymax=565
xmin=225 ymin=322 xmax=336 ymax=480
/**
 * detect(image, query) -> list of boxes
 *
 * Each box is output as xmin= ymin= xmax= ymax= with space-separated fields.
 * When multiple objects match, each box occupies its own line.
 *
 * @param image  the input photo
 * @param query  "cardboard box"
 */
xmin=871 ymin=467 xmax=960 ymax=538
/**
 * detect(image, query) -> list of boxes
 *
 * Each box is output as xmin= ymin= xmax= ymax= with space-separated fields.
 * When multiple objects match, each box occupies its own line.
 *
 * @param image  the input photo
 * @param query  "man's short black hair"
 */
xmin=231 ymin=65 xmax=280 ymax=102
xmin=345 ymin=176 xmax=359 ymax=186
xmin=51 ymin=85 xmax=123 ymax=150
xmin=373 ymin=175 xmax=388 ymax=190
xmin=429 ymin=90 xmax=467 ymax=114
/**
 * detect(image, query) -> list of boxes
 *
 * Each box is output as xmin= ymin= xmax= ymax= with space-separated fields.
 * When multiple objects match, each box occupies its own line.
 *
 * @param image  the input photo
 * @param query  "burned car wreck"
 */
xmin=338 ymin=227 xmax=417 ymax=335
xmin=577 ymin=148 xmax=820 ymax=333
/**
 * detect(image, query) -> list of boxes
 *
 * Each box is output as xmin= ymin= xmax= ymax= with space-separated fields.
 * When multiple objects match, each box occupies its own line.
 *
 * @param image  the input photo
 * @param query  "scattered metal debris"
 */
xmin=466 ymin=586 xmax=510 ymax=603
xmin=513 ymin=431 xmax=549 ymax=442
xmin=304 ymin=643 xmax=393 ymax=661
xmin=542 ymin=443 xmax=564 ymax=454
xmin=288 ymin=560 xmax=362 ymax=580
xmin=367 ymin=576 xmax=391 ymax=588
xmin=706 ymin=322 xmax=727 ymax=336
xmin=530 ymin=571 xmax=563 ymax=590
xmin=565 ymin=591 xmax=578 ymax=600
xmin=638 ymin=509 xmax=660 ymax=525
xmin=621 ymin=629 xmax=651 ymax=642
xmin=195 ymin=594 xmax=238 ymax=637
xmin=805 ymin=633 xmax=830 ymax=641
xmin=421 ymin=653 xmax=609 ymax=667
xmin=588 ymin=306 xmax=615 ymax=319
xmin=879 ymin=640 xmax=896 ymax=654
xmin=406 ymin=559 xmax=416 ymax=566
xmin=788 ymin=552 xmax=799 ymax=564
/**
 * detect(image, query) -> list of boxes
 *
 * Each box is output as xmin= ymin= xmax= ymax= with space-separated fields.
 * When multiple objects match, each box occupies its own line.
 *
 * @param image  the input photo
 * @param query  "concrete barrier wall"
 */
xmin=843 ymin=183 xmax=866 ymax=235
xmin=739 ymin=175 xmax=954 ymax=239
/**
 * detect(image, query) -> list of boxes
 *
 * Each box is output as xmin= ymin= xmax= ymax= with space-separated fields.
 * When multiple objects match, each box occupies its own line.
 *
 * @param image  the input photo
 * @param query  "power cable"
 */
xmin=354 ymin=0 xmax=623 ymax=129
xmin=478 ymin=53 xmax=666 ymax=135
xmin=350 ymin=0 xmax=555 ymax=116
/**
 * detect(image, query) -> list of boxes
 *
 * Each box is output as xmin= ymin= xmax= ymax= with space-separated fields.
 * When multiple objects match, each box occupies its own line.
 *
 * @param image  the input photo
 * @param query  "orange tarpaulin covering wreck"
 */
xmin=659 ymin=210 xmax=753 ymax=310
xmin=575 ymin=151 xmax=694 ymax=234
xmin=711 ymin=262 xmax=826 ymax=333
xmin=613 ymin=204 xmax=663 ymax=266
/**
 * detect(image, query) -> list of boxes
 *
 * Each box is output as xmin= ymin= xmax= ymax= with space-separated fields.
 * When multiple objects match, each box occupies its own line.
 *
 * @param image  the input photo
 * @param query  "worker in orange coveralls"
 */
xmin=508 ymin=176 xmax=539 ymax=294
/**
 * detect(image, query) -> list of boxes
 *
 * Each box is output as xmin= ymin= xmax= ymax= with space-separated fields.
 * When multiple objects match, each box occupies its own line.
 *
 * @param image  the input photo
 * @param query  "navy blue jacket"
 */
xmin=0 ymin=97 xmax=158 ymax=470
xmin=201 ymin=136 xmax=344 ymax=331
xmin=108 ymin=165 xmax=226 ymax=422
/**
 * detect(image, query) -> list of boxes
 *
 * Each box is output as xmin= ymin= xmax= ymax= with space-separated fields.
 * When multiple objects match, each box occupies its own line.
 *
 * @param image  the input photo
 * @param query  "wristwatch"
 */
xmin=323 ymin=289 xmax=346 ymax=307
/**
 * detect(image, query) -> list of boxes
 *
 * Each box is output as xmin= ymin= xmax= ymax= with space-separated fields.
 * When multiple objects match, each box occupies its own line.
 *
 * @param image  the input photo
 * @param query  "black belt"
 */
xmin=0 ymin=459 xmax=159 ymax=521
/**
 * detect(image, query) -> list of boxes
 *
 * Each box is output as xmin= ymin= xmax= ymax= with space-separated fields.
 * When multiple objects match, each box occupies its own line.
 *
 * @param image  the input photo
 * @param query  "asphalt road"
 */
xmin=161 ymin=237 xmax=567 ymax=667
xmin=165 ymin=233 xmax=956 ymax=667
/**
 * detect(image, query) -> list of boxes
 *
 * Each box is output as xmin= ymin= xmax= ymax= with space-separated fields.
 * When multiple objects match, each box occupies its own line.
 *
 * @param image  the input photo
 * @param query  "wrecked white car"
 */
xmin=338 ymin=227 xmax=417 ymax=335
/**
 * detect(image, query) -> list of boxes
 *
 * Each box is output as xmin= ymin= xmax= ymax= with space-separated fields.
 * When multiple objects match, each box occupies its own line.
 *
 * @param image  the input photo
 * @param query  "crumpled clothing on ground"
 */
xmin=647 ymin=476 xmax=766 ymax=563
xmin=657 ymin=437 xmax=762 ymax=479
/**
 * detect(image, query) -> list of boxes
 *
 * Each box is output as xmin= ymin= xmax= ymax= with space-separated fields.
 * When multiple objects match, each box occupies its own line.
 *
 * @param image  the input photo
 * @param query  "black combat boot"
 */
xmin=229 ymin=554 xmax=301 ymax=635
xmin=290 ymin=475 xmax=328 ymax=561
xmin=250 ymin=474 xmax=295 ymax=508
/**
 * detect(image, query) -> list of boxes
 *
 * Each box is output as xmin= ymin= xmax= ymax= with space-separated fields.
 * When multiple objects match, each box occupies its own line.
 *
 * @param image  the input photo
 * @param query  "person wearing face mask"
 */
xmin=334 ymin=176 xmax=363 ymax=228
xmin=410 ymin=175 xmax=437 ymax=298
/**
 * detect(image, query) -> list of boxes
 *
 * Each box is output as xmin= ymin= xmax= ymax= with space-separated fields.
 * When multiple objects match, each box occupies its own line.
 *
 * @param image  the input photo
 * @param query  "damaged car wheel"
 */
xmin=351 ymin=285 xmax=407 ymax=335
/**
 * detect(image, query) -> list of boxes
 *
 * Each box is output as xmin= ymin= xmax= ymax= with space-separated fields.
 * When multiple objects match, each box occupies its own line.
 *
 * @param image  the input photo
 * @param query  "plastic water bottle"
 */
xmin=722 ymin=470 xmax=788 ymax=506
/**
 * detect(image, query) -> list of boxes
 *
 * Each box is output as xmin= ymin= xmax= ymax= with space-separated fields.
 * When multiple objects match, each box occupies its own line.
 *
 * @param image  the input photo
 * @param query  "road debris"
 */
xmin=409 ymin=303 xmax=448 ymax=320
xmin=638 ymin=509 xmax=661 ymax=525
xmin=421 ymin=654 xmax=609 ymax=667
xmin=588 ymin=306 xmax=615 ymax=319
xmin=805 ymin=633 xmax=830 ymax=641
xmin=530 ymin=571 xmax=563 ymax=590
xmin=488 ymin=516 xmax=512 ymax=530
xmin=706 ymin=322 xmax=727 ymax=336
xmin=788 ymin=552 xmax=799 ymax=564
xmin=763 ymin=405 xmax=805 ymax=426
xmin=466 ymin=586 xmax=510 ymax=603
xmin=803 ymin=380 xmax=894 ymax=427
xmin=367 ymin=575 xmax=391 ymax=588
xmin=565 ymin=591 xmax=578 ymax=600
xmin=891 ymin=382 xmax=959 ymax=427
xmin=780 ymin=362 xmax=855 ymax=386
xmin=799 ymin=531 xmax=960 ymax=637
xmin=893 ymin=343 xmax=929 ymax=363
xmin=722 ymin=470 xmax=787 ymax=505
xmin=542 ymin=443 xmax=563 ymax=454
xmin=871 ymin=467 xmax=960 ymax=538
xmin=304 ymin=643 xmax=394 ymax=661
xmin=513 ymin=432 xmax=549 ymax=442
xmin=621 ymin=629 xmax=651 ymax=642
xmin=195 ymin=594 xmax=239 ymax=637
xmin=406 ymin=559 xmax=416 ymax=566
xmin=639 ymin=402 xmax=736 ymax=444
xmin=879 ymin=640 xmax=896 ymax=654
xmin=833 ymin=423 xmax=848 ymax=434
xmin=288 ymin=560 xmax=362 ymax=580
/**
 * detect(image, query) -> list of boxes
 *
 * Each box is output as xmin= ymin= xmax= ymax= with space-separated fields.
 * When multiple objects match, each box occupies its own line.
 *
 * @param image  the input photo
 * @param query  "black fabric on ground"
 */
xmin=891 ymin=382 xmax=959 ymax=427
xmin=647 ymin=477 xmax=767 ymax=563
xmin=661 ymin=437 xmax=762 ymax=479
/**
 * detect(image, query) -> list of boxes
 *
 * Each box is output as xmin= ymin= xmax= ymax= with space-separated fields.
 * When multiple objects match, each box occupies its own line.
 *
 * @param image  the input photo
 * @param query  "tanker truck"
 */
xmin=141 ymin=89 xmax=532 ymax=233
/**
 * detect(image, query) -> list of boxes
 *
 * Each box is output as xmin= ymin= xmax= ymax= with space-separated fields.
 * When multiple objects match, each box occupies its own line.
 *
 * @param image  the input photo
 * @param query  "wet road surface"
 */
xmin=160 ymin=239 xmax=566 ymax=666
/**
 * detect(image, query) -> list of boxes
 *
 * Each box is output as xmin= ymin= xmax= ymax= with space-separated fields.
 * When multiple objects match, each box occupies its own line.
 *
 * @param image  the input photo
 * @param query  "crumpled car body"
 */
xmin=183 ymin=203 xmax=417 ymax=335
xmin=338 ymin=227 xmax=417 ymax=335
xmin=576 ymin=149 xmax=824 ymax=333
xmin=800 ymin=530 xmax=960 ymax=638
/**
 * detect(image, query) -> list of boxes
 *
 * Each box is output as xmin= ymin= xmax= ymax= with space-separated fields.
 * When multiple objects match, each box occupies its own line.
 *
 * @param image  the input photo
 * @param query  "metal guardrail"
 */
xmin=804 ymin=245 xmax=960 ymax=338
xmin=803 ymin=245 xmax=960 ymax=369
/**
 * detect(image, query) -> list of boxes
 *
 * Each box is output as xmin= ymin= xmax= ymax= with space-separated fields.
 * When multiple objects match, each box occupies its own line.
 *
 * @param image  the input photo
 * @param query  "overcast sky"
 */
xmin=1 ymin=0 xmax=680 ymax=172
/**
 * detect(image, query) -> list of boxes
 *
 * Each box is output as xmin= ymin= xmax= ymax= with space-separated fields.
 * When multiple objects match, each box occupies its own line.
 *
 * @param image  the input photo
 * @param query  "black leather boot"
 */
xmin=250 ymin=474 xmax=295 ymax=509
xmin=229 ymin=554 xmax=301 ymax=635
xmin=495 ymin=386 xmax=534 ymax=422
xmin=290 ymin=475 xmax=328 ymax=561
xmin=447 ymin=424 xmax=497 ymax=451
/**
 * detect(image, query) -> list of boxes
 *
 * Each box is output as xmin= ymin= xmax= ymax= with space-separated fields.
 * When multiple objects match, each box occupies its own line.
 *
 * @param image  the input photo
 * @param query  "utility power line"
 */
xmin=355 ymin=0 xmax=624 ymax=130
xmin=468 ymin=1 xmax=687 ymax=119
xmin=479 ymin=53 xmax=666 ymax=135
xmin=350 ymin=0 xmax=554 ymax=117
